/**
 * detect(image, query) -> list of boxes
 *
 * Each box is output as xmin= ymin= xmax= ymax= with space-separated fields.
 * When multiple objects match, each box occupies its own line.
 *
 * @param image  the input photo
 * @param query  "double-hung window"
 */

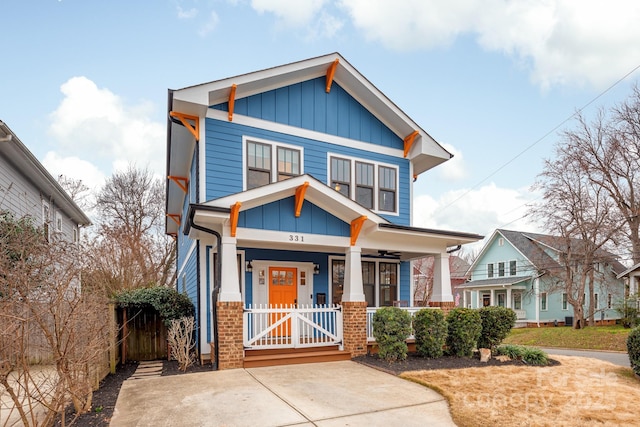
xmin=355 ymin=162 xmax=374 ymax=209
xmin=331 ymin=157 xmax=350 ymax=198
xmin=378 ymin=166 xmax=396 ymax=212
xmin=246 ymin=139 xmax=301 ymax=189
xmin=328 ymin=154 xmax=398 ymax=214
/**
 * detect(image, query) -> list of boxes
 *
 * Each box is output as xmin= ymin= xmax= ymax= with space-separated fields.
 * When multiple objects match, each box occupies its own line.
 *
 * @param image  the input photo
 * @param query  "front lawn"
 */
xmin=503 ymin=325 xmax=630 ymax=351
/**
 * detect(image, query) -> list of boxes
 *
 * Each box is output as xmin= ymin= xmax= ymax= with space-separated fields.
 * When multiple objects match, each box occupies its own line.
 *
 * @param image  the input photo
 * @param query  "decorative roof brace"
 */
xmin=326 ymin=59 xmax=339 ymax=93
xmin=168 ymin=175 xmax=189 ymax=193
xmin=167 ymin=213 xmax=181 ymax=226
xmin=350 ymin=215 xmax=367 ymax=246
xmin=169 ymin=111 xmax=199 ymax=141
xmin=294 ymin=181 xmax=309 ymax=217
xmin=230 ymin=201 xmax=241 ymax=237
xmin=403 ymin=130 xmax=419 ymax=158
xmin=228 ymin=84 xmax=237 ymax=121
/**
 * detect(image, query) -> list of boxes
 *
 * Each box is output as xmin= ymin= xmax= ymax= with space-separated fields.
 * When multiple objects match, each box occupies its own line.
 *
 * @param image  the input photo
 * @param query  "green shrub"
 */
xmin=496 ymin=344 xmax=525 ymax=359
xmin=627 ymin=326 xmax=640 ymax=375
xmin=522 ymin=347 xmax=549 ymax=366
xmin=477 ymin=306 xmax=517 ymax=350
xmin=115 ymin=286 xmax=195 ymax=326
xmin=445 ymin=308 xmax=482 ymax=357
xmin=413 ymin=309 xmax=447 ymax=358
xmin=372 ymin=307 xmax=412 ymax=362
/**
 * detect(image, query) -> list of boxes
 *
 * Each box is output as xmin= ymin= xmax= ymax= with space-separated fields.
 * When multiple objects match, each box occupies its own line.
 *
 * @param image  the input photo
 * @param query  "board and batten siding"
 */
xmin=212 ymin=78 xmax=402 ymax=150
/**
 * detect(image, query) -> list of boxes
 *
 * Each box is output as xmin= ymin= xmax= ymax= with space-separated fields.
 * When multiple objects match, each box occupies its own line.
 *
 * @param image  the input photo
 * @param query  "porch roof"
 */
xmin=185 ymin=174 xmax=483 ymax=260
xmin=458 ymin=276 xmax=532 ymax=290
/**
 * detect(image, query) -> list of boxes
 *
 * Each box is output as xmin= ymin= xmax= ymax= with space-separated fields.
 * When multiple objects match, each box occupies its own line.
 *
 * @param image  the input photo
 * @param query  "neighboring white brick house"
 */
xmin=0 ymin=120 xmax=90 ymax=241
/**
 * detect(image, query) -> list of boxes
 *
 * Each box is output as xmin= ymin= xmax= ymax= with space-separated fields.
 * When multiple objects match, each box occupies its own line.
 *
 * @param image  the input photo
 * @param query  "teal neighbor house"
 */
xmin=461 ymin=229 xmax=626 ymax=328
xmin=165 ymin=53 xmax=483 ymax=369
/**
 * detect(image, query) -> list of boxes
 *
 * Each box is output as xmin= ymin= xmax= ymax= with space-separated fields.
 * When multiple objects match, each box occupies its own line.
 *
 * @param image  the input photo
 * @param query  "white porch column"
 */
xmin=431 ymin=253 xmax=453 ymax=302
xmin=490 ymin=289 xmax=495 ymax=306
xmin=342 ymin=246 xmax=365 ymax=302
xmin=506 ymin=288 xmax=512 ymax=309
xmin=218 ymin=235 xmax=242 ymax=302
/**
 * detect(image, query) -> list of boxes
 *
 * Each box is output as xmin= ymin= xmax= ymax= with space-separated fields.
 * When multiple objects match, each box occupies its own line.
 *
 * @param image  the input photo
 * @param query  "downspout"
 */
xmin=189 ymin=217 xmax=222 ymax=371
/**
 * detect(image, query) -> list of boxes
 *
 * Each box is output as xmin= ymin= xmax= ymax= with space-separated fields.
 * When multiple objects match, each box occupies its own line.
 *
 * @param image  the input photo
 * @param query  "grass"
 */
xmin=403 ymin=355 xmax=640 ymax=427
xmin=503 ymin=325 xmax=630 ymax=351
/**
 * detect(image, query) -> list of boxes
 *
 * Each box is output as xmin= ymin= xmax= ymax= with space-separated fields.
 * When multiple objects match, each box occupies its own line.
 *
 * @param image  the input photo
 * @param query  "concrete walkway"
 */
xmin=541 ymin=347 xmax=630 ymax=367
xmin=110 ymin=360 xmax=455 ymax=427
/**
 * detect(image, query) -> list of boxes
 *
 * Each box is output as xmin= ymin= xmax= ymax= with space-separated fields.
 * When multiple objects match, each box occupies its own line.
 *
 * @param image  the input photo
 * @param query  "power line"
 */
xmin=439 ymin=61 xmax=640 ymax=214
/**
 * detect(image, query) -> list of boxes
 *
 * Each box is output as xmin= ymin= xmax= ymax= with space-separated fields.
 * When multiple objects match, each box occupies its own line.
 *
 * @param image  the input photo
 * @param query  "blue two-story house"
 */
xmin=461 ymin=229 xmax=625 ymax=328
xmin=165 ymin=53 xmax=482 ymax=369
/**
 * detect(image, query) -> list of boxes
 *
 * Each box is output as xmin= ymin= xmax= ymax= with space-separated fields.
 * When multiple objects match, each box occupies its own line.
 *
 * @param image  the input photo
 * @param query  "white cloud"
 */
xmin=48 ymin=77 xmax=165 ymax=179
xmin=439 ymin=143 xmax=466 ymax=181
xmin=177 ymin=5 xmax=198 ymax=19
xmin=199 ymin=10 xmax=220 ymax=36
xmin=337 ymin=0 xmax=640 ymax=89
xmin=42 ymin=152 xmax=106 ymax=191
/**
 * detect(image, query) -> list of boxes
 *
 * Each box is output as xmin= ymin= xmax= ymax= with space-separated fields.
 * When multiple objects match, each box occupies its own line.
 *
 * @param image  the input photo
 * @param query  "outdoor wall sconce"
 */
xmin=246 ymin=261 xmax=253 ymax=272
xmin=314 ymin=264 xmax=320 ymax=275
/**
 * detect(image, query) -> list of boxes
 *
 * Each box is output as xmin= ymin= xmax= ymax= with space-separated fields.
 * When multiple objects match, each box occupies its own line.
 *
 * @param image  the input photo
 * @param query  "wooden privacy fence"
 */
xmin=244 ymin=304 xmax=343 ymax=350
xmin=118 ymin=306 xmax=168 ymax=361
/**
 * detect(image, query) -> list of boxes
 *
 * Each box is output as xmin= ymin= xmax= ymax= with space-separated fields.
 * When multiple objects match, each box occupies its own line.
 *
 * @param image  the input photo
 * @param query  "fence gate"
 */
xmin=119 ymin=307 xmax=168 ymax=361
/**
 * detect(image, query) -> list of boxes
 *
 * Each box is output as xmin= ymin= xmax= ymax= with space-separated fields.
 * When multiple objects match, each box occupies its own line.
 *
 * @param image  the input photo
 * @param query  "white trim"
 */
xmin=199 ymin=116 xmax=207 ymax=203
xmin=242 ymin=135 xmax=305 ymax=191
xmin=177 ymin=240 xmax=198 ymax=277
xmin=208 ymin=110 xmax=403 ymax=159
xmin=327 ymin=151 xmax=399 ymax=216
xmin=250 ymin=260 xmax=314 ymax=306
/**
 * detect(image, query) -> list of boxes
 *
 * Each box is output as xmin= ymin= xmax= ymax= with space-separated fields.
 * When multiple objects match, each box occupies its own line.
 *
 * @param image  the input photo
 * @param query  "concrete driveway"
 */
xmin=110 ymin=361 xmax=455 ymax=427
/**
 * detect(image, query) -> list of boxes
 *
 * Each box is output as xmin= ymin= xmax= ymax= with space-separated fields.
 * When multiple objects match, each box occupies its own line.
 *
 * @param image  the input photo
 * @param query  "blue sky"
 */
xmin=2 ymin=0 xmax=640 ymax=245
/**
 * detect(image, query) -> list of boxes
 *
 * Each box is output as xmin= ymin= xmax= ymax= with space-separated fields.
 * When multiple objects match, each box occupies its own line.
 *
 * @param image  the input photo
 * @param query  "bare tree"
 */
xmin=86 ymin=165 xmax=175 ymax=295
xmin=0 ymin=211 xmax=109 ymax=426
xmin=531 ymin=124 xmax=622 ymax=328
xmin=56 ymin=176 xmax=91 ymax=212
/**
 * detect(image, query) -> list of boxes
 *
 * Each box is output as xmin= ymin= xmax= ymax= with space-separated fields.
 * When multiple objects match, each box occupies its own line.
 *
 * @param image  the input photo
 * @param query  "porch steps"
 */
xmin=244 ymin=346 xmax=351 ymax=368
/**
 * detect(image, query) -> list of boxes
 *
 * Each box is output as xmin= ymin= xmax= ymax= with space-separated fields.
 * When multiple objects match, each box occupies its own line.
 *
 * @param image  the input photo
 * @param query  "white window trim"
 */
xmin=328 ymin=255 xmax=401 ymax=307
xmin=540 ymin=292 xmax=548 ymax=311
xmin=327 ymin=152 xmax=399 ymax=216
xmin=242 ymin=135 xmax=304 ymax=191
xmin=509 ymin=259 xmax=517 ymax=276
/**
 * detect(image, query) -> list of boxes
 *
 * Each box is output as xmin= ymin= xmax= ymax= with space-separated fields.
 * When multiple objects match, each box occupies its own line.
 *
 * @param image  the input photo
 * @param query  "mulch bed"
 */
xmin=353 ymin=352 xmax=560 ymax=375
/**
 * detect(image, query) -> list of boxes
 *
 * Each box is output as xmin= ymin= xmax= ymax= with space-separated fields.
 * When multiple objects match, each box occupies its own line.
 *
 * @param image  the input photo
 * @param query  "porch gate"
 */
xmin=244 ymin=304 xmax=343 ymax=350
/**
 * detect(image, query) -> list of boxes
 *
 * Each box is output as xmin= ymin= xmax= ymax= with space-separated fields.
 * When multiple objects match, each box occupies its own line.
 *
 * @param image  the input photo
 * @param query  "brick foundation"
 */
xmin=216 ymin=301 xmax=244 ymax=370
xmin=428 ymin=301 xmax=456 ymax=316
xmin=342 ymin=301 xmax=367 ymax=357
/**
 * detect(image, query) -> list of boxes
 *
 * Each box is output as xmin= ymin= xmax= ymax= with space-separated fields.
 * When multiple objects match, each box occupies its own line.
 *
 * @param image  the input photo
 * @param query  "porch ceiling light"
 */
xmin=246 ymin=261 xmax=253 ymax=272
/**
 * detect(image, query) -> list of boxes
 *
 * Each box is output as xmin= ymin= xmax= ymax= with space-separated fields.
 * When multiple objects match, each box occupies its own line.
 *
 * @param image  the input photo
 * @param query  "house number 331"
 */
xmin=289 ymin=234 xmax=304 ymax=242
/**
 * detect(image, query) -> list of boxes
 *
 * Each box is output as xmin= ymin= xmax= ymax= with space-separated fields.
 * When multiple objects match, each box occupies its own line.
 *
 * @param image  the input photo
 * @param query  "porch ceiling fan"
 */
xmin=378 ymin=250 xmax=401 ymax=258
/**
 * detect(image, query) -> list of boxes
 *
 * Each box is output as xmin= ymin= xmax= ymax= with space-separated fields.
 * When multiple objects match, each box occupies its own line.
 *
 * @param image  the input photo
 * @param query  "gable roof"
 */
xmin=166 ymin=53 xmax=453 ymax=234
xmin=0 ymin=121 xmax=91 ymax=226
xmin=470 ymin=229 xmax=625 ymax=276
xmin=186 ymin=174 xmax=483 ymax=260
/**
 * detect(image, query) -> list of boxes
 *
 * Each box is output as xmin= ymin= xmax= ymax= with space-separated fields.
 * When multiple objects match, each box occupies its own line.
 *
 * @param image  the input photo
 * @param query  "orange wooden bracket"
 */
xmin=350 ymin=215 xmax=367 ymax=246
xmin=167 ymin=214 xmax=181 ymax=226
xmin=413 ymin=174 xmax=418 ymax=182
xmin=230 ymin=201 xmax=241 ymax=237
xmin=403 ymin=130 xmax=419 ymax=158
xmin=294 ymin=181 xmax=309 ymax=217
xmin=168 ymin=175 xmax=189 ymax=193
xmin=169 ymin=111 xmax=199 ymax=141
xmin=228 ymin=84 xmax=237 ymax=122
xmin=326 ymin=59 xmax=339 ymax=93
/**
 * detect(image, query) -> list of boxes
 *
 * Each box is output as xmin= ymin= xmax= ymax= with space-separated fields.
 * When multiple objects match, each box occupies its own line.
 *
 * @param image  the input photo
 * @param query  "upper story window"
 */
xmin=246 ymin=138 xmax=302 ymax=190
xmin=42 ymin=201 xmax=50 ymax=242
xmin=509 ymin=260 xmax=517 ymax=276
xmin=498 ymin=261 xmax=505 ymax=277
xmin=487 ymin=263 xmax=494 ymax=278
xmin=329 ymin=154 xmax=398 ymax=214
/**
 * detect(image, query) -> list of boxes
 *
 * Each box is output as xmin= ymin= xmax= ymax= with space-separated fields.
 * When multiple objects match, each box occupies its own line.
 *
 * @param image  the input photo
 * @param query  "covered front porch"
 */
xmin=459 ymin=277 xmax=530 ymax=327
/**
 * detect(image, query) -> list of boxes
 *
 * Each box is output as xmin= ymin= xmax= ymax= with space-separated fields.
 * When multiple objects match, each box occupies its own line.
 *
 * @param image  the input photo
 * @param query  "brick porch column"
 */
xmin=342 ymin=301 xmax=367 ymax=357
xmin=216 ymin=301 xmax=244 ymax=370
xmin=428 ymin=301 xmax=456 ymax=316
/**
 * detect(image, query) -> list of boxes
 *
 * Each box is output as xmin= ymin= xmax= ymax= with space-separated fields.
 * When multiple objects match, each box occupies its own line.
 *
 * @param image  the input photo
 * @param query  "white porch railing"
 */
xmin=514 ymin=309 xmax=526 ymax=320
xmin=244 ymin=304 xmax=343 ymax=350
xmin=366 ymin=306 xmax=436 ymax=341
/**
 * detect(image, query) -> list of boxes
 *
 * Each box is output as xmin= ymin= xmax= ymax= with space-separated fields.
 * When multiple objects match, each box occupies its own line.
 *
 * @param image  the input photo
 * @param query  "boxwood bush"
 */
xmin=372 ymin=306 xmax=412 ymax=362
xmin=477 ymin=306 xmax=517 ymax=351
xmin=445 ymin=308 xmax=482 ymax=357
xmin=627 ymin=326 xmax=640 ymax=375
xmin=413 ymin=309 xmax=447 ymax=358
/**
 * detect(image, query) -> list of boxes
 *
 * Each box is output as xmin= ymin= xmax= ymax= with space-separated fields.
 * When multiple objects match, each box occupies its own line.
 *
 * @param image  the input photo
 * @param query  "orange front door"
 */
xmin=269 ymin=267 xmax=297 ymax=337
